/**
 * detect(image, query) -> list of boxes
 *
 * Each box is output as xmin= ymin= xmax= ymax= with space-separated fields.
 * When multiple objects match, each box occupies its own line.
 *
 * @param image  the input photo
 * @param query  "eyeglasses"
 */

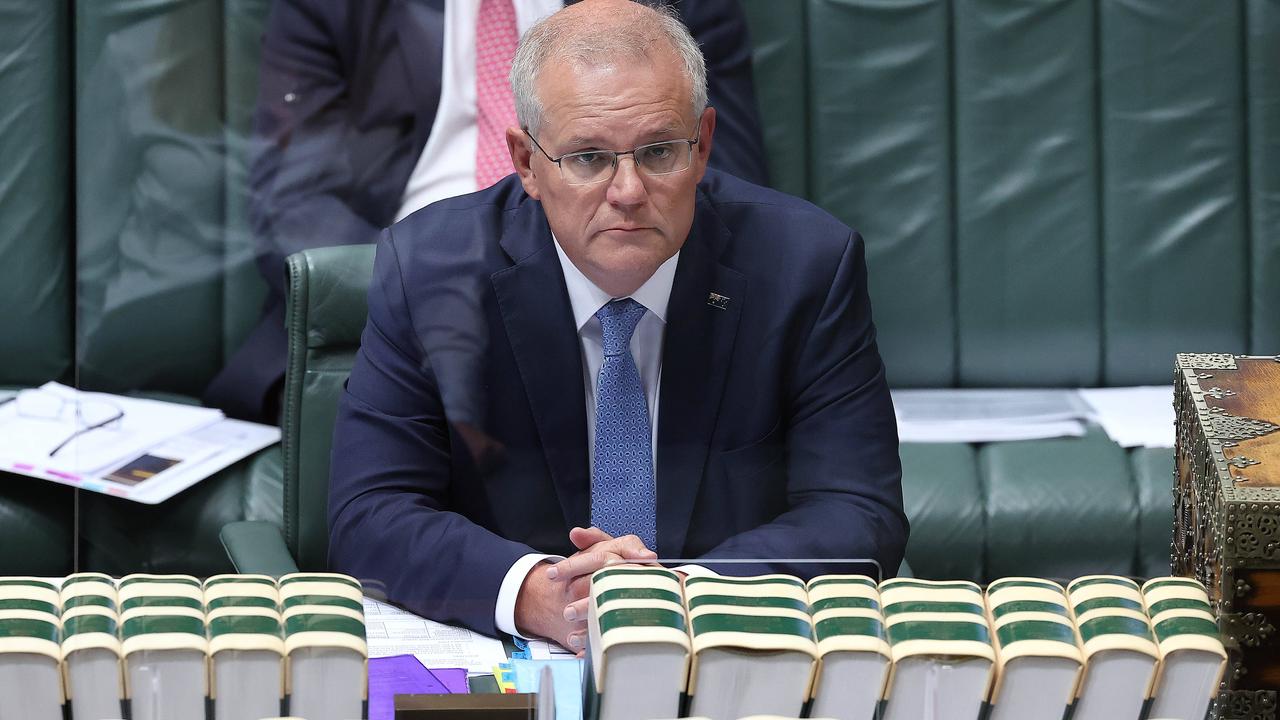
xmin=525 ymin=130 xmax=700 ymax=186
xmin=0 ymin=389 xmax=125 ymax=457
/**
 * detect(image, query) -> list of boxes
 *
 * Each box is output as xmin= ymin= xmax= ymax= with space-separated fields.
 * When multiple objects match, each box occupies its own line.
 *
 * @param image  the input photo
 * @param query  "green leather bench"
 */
xmin=5 ymin=0 xmax=1279 ymax=582
xmin=0 ymin=0 xmax=280 ymax=577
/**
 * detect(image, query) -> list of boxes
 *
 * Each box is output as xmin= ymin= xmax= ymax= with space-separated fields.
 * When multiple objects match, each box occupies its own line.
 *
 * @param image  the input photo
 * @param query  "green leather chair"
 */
xmin=221 ymin=243 xmax=1161 ymax=583
xmin=222 ymin=245 xmax=376 ymax=575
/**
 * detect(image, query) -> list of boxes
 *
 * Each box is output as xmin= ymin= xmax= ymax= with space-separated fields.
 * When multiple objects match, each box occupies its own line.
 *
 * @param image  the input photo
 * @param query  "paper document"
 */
xmin=527 ymin=638 xmax=576 ymax=660
xmin=1 ymin=413 xmax=278 ymax=504
xmin=362 ymin=596 xmax=508 ymax=676
xmin=893 ymin=389 xmax=1089 ymax=443
xmin=0 ymin=382 xmax=223 ymax=474
xmin=1079 ymin=386 xmax=1175 ymax=448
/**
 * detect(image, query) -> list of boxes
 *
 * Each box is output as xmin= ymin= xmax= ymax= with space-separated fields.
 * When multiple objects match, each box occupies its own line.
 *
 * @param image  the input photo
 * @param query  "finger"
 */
xmin=566 ymin=572 xmax=593 ymax=602
xmin=547 ymin=549 xmax=615 ymax=582
xmin=569 ymin=526 xmax=613 ymax=551
xmin=562 ymin=597 xmax=590 ymax=623
xmin=592 ymin=533 xmax=657 ymax=561
xmin=566 ymin=630 xmax=587 ymax=651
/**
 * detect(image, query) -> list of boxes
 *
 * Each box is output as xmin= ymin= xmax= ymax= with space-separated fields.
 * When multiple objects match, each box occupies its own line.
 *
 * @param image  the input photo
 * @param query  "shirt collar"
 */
xmin=552 ymin=235 xmax=679 ymax=332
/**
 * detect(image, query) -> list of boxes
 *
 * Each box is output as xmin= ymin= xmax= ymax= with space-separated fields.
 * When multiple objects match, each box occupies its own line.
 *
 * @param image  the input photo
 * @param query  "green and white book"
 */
xmin=204 ymin=577 xmax=281 ymax=612
xmin=0 ymin=608 xmax=63 ymax=720
xmin=60 ymin=573 xmax=117 ymax=614
xmin=0 ymin=580 xmax=61 ymax=618
xmin=806 ymin=575 xmax=890 ymax=720
xmin=987 ymin=612 xmax=1082 ymax=720
xmin=986 ymin=577 xmax=1072 ymax=620
xmin=1068 ymin=577 xmax=1159 ymax=720
xmin=208 ymin=606 xmax=286 ymax=720
xmin=61 ymin=604 xmax=125 ymax=720
xmin=880 ymin=579 xmax=986 ymax=618
xmin=880 ymin=609 xmax=995 ymax=720
xmin=686 ymin=575 xmax=817 ymax=720
xmin=1142 ymin=578 xmax=1225 ymax=720
xmin=120 ymin=605 xmax=208 ymax=720
xmin=984 ymin=578 xmax=1081 ymax=720
xmin=586 ymin=566 xmax=690 ymax=720
xmin=117 ymin=575 xmax=204 ymax=615
xmin=283 ymin=605 xmax=367 ymax=720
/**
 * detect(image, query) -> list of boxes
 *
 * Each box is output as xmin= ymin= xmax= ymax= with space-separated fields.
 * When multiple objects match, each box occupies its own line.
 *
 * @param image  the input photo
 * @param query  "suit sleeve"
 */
xmin=700 ymin=232 xmax=909 ymax=580
xmin=248 ymin=0 xmax=384 ymax=301
xmin=328 ymin=230 xmax=536 ymax=635
xmin=680 ymin=0 xmax=769 ymax=185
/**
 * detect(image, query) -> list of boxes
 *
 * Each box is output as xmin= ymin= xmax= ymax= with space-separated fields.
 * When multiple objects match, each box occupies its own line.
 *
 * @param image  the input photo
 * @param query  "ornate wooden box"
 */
xmin=1174 ymin=353 xmax=1280 ymax=720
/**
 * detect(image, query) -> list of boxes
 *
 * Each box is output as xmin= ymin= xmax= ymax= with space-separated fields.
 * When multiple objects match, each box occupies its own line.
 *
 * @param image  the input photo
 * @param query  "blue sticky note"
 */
xmin=512 ymin=658 xmax=585 ymax=720
xmin=367 ymin=655 xmax=468 ymax=720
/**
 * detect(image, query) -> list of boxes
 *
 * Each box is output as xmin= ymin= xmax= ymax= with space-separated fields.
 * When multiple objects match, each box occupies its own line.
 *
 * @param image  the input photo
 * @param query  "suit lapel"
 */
xmin=491 ymin=201 xmax=590 ymax=532
xmin=393 ymin=0 xmax=445 ymax=152
xmin=656 ymin=198 xmax=745 ymax=556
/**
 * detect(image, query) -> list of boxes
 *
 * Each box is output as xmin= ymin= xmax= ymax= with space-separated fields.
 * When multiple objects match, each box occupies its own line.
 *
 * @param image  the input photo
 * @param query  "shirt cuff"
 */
xmin=495 ymin=552 xmax=565 ymax=639
xmin=672 ymin=564 xmax=717 ymax=579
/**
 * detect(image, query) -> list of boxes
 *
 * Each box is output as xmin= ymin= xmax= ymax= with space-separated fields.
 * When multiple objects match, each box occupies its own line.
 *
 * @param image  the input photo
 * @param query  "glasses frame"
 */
xmin=524 ymin=129 xmax=701 ymax=186
xmin=1 ymin=389 xmax=125 ymax=458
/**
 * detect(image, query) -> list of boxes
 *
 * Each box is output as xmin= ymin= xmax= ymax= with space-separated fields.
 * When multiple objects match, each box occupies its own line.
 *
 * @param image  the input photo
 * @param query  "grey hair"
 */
xmin=510 ymin=2 xmax=708 ymax=133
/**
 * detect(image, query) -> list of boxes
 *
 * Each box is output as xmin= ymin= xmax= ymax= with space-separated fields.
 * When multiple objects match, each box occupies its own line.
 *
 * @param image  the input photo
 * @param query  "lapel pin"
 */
xmin=706 ymin=292 xmax=730 ymax=310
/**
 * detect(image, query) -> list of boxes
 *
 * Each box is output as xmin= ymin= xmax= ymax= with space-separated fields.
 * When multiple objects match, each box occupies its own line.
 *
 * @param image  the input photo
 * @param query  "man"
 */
xmin=203 ymin=0 xmax=767 ymax=423
xmin=329 ymin=0 xmax=907 ymax=650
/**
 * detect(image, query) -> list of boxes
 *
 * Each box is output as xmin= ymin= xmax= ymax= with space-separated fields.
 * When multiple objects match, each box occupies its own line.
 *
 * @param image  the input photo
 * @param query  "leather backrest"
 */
xmin=0 ymin=2 xmax=73 ymax=386
xmin=283 ymin=245 xmax=376 ymax=570
xmin=73 ymin=0 xmax=229 ymax=395
xmin=222 ymin=0 xmax=273 ymax=365
xmin=743 ymin=0 xmax=1275 ymax=387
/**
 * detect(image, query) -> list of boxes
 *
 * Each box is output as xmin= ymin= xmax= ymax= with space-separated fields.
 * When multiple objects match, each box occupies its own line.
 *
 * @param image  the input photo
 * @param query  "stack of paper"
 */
xmin=892 ymin=386 xmax=1175 ymax=448
xmin=0 ymin=382 xmax=279 ymax=503
xmin=893 ymin=389 xmax=1090 ymax=443
xmin=1078 ymin=386 xmax=1175 ymax=448
xmin=360 ymin=596 xmax=507 ymax=676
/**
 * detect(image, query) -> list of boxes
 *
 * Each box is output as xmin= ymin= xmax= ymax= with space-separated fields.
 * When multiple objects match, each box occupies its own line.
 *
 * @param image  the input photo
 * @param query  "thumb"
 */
xmin=569 ymin=526 xmax=613 ymax=551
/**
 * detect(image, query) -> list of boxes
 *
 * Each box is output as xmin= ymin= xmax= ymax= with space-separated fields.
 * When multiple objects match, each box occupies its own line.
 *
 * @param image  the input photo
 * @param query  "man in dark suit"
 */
xmin=204 ymin=0 xmax=768 ymax=423
xmin=329 ymin=0 xmax=906 ymax=649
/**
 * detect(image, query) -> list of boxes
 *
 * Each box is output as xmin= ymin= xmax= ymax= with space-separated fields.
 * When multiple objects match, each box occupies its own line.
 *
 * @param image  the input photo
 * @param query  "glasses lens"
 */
xmin=562 ymin=151 xmax=615 ymax=185
xmin=16 ymin=391 xmax=62 ymax=420
xmin=78 ymin=401 xmax=122 ymax=427
xmin=636 ymin=141 xmax=690 ymax=175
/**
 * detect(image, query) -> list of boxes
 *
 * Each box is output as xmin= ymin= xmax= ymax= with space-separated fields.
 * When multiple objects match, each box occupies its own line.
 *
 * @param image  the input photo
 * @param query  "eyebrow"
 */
xmin=564 ymin=123 xmax=685 ymax=149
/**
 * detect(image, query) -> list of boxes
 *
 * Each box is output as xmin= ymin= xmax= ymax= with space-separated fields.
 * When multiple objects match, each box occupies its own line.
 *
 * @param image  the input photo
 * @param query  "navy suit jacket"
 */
xmin=328 ymin=170 xmax=908 ymax=635
xmin=204 ymin=0 xmax=768 ymax=422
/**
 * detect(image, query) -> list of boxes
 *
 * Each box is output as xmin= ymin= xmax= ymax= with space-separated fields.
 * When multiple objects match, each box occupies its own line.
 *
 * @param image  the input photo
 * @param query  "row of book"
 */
xmin=0 ymin=572 xmax=367 ymax=720
xmin=586 ymin=569 xmax=1227 ymax=720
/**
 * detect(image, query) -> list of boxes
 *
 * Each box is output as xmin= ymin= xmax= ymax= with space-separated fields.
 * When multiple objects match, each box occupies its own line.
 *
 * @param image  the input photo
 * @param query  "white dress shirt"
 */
xmin=493 ymin=241 xmax=679 ymax=637
xmin=395 ymin=0 xmax=561 ymax=222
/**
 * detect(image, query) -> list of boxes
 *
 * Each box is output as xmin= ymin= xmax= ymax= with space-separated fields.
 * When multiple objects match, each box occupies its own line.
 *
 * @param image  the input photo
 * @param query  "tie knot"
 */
xmin=595 ymin=298 xmax=646 ymax=356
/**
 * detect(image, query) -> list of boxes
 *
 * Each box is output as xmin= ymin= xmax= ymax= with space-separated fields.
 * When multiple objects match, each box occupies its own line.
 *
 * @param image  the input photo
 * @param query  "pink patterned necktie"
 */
xmin=475 ymin=0 xmax=519 ymax=189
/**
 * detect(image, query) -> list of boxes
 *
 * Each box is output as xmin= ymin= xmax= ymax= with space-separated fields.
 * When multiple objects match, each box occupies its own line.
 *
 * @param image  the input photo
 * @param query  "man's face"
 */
xmin=508 ymin=52 xmax=715 ymax=297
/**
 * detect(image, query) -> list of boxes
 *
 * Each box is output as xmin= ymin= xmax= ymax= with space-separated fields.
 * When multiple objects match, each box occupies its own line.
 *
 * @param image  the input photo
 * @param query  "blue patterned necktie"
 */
xmin=591 ymin=298 xmax=657 ymax=551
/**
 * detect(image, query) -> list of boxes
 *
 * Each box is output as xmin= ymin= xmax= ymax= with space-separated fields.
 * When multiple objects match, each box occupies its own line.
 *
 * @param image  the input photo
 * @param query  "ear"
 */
xmin=506 ymin=126 xmax=541 ymax=200
xmin=691 ymin=106 xmax=716 ymax=184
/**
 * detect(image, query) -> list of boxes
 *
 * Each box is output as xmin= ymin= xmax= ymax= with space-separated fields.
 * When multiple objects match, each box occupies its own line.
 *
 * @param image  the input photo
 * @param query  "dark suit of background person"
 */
xmin=328 ymin=168 xmax=909 ymax=635
xmin=202 ymin=0 xmax=769 ymax=423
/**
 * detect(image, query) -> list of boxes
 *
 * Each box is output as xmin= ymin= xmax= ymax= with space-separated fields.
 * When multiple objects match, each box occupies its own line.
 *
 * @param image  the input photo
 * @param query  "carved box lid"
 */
xmin=1176 ymin=354 xmax=1280 ymax=504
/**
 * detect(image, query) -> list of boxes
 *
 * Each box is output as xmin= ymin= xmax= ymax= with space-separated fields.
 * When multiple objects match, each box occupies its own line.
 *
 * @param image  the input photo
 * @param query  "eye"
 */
xmin=643 ymin=144 xmax=673 ymax=160
xmin=568 ymin=151 xmax=607 ymax=168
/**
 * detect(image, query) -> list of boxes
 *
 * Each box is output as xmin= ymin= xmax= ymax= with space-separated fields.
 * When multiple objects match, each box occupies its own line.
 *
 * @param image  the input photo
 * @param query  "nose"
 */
xmin=605 ymin=154 xmax=647 ymax=208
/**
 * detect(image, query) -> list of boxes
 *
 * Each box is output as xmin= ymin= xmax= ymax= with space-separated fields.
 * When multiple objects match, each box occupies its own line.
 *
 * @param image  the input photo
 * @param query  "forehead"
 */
xmin=535 ymin=54 xmax=693 ymax=145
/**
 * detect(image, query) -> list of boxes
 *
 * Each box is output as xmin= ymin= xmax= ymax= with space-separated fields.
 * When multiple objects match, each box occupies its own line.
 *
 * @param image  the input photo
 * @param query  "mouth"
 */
xmin=601 ymin=226 xmax=652 ymax=234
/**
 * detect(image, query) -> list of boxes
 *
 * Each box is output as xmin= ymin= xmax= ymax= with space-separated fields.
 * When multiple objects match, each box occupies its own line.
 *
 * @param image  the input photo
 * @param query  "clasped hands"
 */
xmin=514 ymin=526 xmax=657 ymax=652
